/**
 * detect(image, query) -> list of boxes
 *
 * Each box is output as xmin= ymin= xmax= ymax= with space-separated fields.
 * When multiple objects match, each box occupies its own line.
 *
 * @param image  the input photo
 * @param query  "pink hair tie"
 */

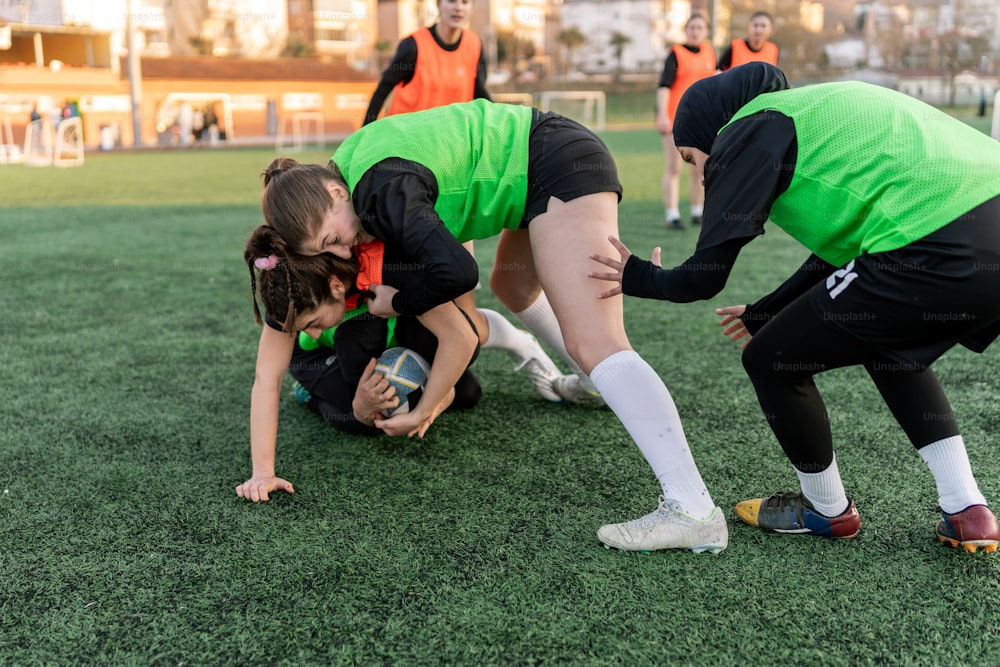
xmin=254 ymin=255 xmax=279 ymax=270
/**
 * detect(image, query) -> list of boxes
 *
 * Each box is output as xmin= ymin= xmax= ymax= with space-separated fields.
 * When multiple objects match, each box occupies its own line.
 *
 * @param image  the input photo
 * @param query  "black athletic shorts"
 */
xmin=804 ymin=195 xmax=1000 ymax=368
xmin=521 ymin=109 xmax=623 ymax=225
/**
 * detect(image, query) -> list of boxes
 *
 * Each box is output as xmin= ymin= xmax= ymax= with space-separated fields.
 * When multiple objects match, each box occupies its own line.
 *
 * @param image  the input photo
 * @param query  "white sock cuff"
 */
xmin=919 ymin=435 xmax=986 ymax=513
xmin=479 ymin=308 xmax=517 ymax=350
xmin=513 ymin=291 xmax=550 ymax=320
xmin=918 ymin=435 xmax=966 ymax=464
xmin=588 ymin=350 xmax=642 ymax=386
xmin=795 ymin=455 xmax=849 ymax=517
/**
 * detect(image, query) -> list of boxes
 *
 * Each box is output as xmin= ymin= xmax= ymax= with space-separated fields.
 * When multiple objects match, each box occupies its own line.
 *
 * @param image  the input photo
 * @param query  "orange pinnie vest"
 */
xmin=668 ymin=44 xmax=716 ymax=122
xmin=347 ymin=241 xmax=385 ymax=310
xmin=730 ymin=39 xmax=778 ymax=67
xmin=387 ymin=27 xmax=482 ymax=115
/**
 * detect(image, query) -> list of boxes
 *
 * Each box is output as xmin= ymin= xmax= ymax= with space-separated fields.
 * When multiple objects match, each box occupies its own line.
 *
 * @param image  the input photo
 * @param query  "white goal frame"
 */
xmin=537 ymin=91 xmax=606 ymax=130
xmin=992 ymin=90 xmax=1000 ymax=141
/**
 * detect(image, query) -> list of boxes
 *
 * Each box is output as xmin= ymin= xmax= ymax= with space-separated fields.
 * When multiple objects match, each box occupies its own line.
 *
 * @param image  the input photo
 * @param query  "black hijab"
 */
xmin=673 ymin=62 xmax=790 ymax=154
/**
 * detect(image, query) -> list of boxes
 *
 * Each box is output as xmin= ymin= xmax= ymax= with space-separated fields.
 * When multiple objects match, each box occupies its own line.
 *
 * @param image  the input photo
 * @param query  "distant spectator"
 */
xmin=656 ymin=13 xmax=716 ymax=230
xmin=192 ymin=108 xmax=205 ymax=142
xmin=363 ymin=0 xmax=489 ymax=126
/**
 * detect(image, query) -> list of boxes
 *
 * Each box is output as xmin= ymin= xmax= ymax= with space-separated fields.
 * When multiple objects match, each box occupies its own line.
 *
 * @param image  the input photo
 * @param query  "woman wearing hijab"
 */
xmin=591 ymin=62 xmax=1000 ymax=554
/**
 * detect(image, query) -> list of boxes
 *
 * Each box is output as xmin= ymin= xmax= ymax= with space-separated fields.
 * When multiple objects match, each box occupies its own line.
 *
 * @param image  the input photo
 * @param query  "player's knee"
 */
xmin=489 ymin=271 xmax=538 ymax=313
xmin=740 ymin=337 xmax=770 ymax=382
xmin=565 ymin=335 xmax=629 ymax=375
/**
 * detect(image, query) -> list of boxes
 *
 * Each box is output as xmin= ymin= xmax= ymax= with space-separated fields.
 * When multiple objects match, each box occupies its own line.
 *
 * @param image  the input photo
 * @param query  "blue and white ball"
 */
xmin=374 ymin=347 xmax=431 ymax=417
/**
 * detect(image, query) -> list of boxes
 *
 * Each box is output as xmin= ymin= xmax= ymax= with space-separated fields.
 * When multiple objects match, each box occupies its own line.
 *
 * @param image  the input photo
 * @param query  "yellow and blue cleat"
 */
xmin=735 ymin=491 xmax=860 ymax=539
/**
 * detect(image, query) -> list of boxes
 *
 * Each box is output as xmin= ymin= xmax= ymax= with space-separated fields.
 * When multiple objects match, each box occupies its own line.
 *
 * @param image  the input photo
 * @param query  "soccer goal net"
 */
xmin=536 ymin=91 xmax=606 ymax=131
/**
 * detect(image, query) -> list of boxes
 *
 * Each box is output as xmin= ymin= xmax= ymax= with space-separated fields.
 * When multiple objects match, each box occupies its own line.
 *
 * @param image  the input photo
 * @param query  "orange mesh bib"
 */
xmin=668 ymin=44 xmax=717 ymax=122
xmin=387 ymin=27 xmax=482 ymax=115
xmin=730 ymin=39 xmax=778 ymax=68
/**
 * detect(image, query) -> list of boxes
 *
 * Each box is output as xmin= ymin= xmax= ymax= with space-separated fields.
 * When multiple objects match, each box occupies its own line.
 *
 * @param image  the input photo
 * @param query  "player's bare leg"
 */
xmin=492 ymin=228 xmax=600 ymax=404
xmin=529 ymin=192 xmax=726 ymax=553
xmin=460 ymin=238 xmax=561 ymax=401
xmin=662 ymin=132 xmax=685 ymax=229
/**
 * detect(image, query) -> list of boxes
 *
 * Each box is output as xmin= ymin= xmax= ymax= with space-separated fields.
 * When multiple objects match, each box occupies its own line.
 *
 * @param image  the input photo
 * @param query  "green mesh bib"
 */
xmin=333 ymin=99 xmax=532 ymax=242
xmin=723 ymin=82 xmax=1000 ymax=266
xmin=297 ymin=304 xmax=398 ymax=352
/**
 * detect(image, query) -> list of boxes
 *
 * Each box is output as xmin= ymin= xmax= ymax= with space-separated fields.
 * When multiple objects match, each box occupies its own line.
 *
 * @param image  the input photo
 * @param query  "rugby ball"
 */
xmin=374 ymin=347 xmax=430 ymax=417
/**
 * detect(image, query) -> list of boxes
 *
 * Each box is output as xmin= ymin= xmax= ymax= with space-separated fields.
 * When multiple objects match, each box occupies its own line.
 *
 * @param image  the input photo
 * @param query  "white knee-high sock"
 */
xmin=512 ymin=291 xmax=583 ymax=375
xmin=589 ymin=350 xmax=716 ymax=519
xmin=795 ymin=455 xmax=849 ymax=517
xmin=919 ymin=436 xmax=987 ymax=514
xmin=480 ymin=308 xmax=530 ymax=355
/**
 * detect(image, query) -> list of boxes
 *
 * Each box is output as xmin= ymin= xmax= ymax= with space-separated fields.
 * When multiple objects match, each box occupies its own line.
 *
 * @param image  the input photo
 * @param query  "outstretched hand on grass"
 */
xmin=716 ymin=305 xmax=752 ymax=349
xmin=589 ymin=236 xmax=662 ymax=299
xmin=236 ymin=475 xmax=294 ymax=502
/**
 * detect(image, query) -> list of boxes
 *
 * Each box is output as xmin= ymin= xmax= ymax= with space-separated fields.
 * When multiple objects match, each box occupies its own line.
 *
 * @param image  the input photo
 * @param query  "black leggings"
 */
xmin=741 ymin=198 xmax=1000 ymax=472
xmin=741 ymin=304 xmax=958 ymax=472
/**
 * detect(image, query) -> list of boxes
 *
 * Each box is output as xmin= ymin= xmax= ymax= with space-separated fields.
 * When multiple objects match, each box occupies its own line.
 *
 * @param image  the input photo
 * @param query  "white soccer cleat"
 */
xmin=598 ymin=497 xmax=729 ymax=554
xmin=512 ymin=334 xmax=563 ymax=403
xmin=552 ymin=373 xmax=606 ymax=407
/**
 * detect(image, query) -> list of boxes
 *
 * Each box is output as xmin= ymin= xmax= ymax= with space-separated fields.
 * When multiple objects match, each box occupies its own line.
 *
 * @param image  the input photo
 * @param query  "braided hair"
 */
xmin=244 ymin=225 xmax=359 ymax=333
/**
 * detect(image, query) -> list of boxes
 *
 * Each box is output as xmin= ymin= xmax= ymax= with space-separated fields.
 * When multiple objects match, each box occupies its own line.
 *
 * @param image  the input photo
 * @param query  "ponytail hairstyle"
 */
xmin=244 ymin=224 xmax=359 ymax=333
xmin=260 ymin=156 xmax=349 ymax=253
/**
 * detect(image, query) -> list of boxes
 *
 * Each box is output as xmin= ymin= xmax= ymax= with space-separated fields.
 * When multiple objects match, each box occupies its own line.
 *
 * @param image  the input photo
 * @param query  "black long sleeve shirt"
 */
xmin=621 ymin=110 xmax=823 ymax=330
xmin=351 ymin=158 xmax=479 ymax=318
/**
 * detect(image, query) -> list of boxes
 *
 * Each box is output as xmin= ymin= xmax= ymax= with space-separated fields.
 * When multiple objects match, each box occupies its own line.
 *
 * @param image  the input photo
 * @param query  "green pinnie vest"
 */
xmin=723 ymin=82 xmax=1000 ymax=267
xmin=332 ymin=99 xmax=532 ymax=242
xmin=297 ymin=304 xmax=398 ymax=353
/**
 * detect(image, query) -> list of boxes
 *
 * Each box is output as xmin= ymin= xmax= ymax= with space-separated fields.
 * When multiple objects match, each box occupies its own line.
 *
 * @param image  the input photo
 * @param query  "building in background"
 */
xmin=560 ymin=1 xmax=690 ymax=75
xmin=163 ymin=0 xmax=289 ymax=58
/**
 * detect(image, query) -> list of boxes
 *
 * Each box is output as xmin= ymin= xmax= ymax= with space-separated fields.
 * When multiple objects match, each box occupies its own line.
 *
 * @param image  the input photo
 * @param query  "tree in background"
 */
xmin=609 ymin=31 xmax=631 ymax=79
xmin=558 ymin=27 xmax=586 ymax=75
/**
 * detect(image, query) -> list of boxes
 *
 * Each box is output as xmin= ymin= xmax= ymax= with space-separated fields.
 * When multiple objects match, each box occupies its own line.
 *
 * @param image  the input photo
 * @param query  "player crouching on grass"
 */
xmin=238 ymin=224 xmax=563 ymax=502
xmin=591 ymin=62 xmax=1000 ymax=553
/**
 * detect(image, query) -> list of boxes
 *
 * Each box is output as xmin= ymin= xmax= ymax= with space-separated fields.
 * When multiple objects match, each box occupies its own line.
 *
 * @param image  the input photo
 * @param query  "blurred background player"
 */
xmin=363 ymin=0 xmax=488 ymax=125
xmin=656 ymin=14 xmax=715 ymax=231
xmin=717 ymin=11 xmax=778 ymax=71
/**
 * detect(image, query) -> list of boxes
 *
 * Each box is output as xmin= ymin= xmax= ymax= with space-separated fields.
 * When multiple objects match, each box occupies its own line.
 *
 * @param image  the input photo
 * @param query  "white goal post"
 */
xmin=993 ymin=90 xmax=1000 ymax=141
xmin=491 ymin=93 xmax=534 ymax=107
xmin=537 ymin=91 xmax=606 ymax=131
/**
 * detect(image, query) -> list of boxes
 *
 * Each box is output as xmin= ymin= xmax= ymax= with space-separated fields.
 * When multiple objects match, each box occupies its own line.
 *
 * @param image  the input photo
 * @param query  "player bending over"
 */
xmin=592 ymin=63 xmax=1000 ymax=554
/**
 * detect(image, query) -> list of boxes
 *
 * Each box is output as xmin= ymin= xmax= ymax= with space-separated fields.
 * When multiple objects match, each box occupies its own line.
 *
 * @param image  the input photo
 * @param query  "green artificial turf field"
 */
xmin=2 ymin=128 xmax=999 ymax=665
